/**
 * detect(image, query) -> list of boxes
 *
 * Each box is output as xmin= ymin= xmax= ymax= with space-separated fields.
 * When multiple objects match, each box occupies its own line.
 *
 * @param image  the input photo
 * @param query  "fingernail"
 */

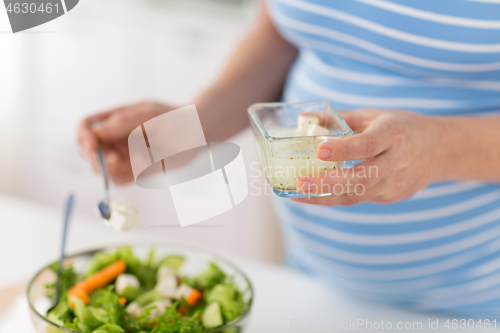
xmin=318 ymin=148 xmax=333 ymax=159
xmin=91 ymin=122 xmax=104 ymax=132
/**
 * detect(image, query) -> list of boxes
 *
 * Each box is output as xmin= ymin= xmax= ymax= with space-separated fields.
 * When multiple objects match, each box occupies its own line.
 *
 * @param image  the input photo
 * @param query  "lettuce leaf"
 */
xmin=150 ymin=304 xmax=203 ymax=333
xmin=91 ymin=287 xmax=125 ymax=326
xmin=91 ymin=324 xmax=125 ymax=333
xmin=72 ymin=298 xmax=104 ymax=330
xmin=196 ymin=263 xmax=225 ymax=289
xmin=206 ymin=283 xmax=246 ymax=323
xmin=85 ymin=246 xmax=157 ymax=289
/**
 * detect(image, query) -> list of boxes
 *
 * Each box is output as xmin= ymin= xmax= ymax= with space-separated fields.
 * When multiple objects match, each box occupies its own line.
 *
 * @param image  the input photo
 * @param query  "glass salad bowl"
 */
xmin=27 ymin=243 xmax=253 ymax=333
xmin=248 ymin=101 xmax=353 ymax=198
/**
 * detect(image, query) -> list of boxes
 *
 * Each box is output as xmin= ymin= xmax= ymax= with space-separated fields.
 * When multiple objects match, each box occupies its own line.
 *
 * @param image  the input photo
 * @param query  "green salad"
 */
xmin=45 ymin=246 xmax=249 ymax=333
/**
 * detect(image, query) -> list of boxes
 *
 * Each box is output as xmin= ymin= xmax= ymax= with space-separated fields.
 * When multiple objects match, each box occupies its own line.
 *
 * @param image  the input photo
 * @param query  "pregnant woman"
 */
xmin=78 ymin=0 xmax=500 ymax=316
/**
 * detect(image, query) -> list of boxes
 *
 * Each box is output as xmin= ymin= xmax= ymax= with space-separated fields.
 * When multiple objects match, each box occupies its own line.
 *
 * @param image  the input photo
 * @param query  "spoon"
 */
xmin=97 ymin=148 xmax=111 ymax=221
xmin=48 ymin=194 xmax=75 ymax=312
xmin=96 ymin=148 xmax=139 ymax=231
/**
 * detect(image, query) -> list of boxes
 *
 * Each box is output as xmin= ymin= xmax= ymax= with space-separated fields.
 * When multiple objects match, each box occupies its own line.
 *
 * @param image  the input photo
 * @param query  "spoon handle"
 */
xmin=52 ymin=194 xmax=75 ymax=309
xmin=60 ymin=194 xmax=74 ymax=265
xmin=97 ymin=148 xmax=110 ymax=202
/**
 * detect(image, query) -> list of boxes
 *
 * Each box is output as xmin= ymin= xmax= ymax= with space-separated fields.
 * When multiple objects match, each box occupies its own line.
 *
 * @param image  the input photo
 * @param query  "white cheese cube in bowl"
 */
xmin=155 ymin=275 xmax=178 ymax=298
xmin=145 ymin=299 xmax=172 ymax=319
xmin=174 ymin=284 xmax=194 ymax=300
xmin=297 ymin=115 xmax=320 ymax=135
xmin=125 ymin=302 xmax=142 ymax=318
xmin=115 ymin=273 xmax=140 ymax=297
xmin=306 ymin=124 xmax=330 ymax=136
xmin=157 ymin=264 xmax=175 ymax=281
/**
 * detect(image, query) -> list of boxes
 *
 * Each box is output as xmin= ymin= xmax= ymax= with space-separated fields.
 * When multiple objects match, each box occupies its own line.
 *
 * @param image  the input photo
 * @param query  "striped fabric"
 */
xmin=266 ymin=0 xmax=500 ymax=316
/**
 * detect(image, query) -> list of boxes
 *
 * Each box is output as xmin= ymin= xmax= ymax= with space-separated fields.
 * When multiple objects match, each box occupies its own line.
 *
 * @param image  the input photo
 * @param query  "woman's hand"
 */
xmin=77 ymin=101 xmax=178 ymax=184
xmin=294 ymin=108 xmax=448 ymax=206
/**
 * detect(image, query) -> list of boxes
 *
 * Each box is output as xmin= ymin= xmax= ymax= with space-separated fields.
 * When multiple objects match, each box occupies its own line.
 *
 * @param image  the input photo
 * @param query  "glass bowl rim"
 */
xmin=27 ymin=241 xmax=254 ymax=333
xmin=247 ymin=101 xmax=354 ymax=141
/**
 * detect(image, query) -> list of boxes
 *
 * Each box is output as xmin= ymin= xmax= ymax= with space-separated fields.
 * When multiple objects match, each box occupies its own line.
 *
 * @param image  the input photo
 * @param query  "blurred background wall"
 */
xmin=0 ymin=0 xmax=284 ymax=262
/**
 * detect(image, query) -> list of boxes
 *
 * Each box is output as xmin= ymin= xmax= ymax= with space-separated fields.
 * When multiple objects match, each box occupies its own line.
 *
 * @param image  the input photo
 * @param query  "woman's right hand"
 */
xmin=77 ymin=101 xmax=178 ymax=184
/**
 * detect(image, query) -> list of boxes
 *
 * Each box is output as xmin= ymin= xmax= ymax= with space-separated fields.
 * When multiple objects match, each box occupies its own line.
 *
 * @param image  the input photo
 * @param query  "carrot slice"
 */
xmin=118 ymin=297 xmax=127 ymax=305
xmin=75 ymin=259 xmax=126 ymax=292
xmin=186 ymin=289 xmax=202 ymax=306
xmin=68 ymin=287 xmax=90 ymax=307
xmin=67 ymin=259 xmax=127 ymax=305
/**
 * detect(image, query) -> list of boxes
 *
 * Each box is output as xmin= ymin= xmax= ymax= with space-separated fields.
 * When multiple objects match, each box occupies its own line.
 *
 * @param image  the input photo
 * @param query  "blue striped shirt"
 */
xmin=267 ymin=0 xmax=500 ymax=316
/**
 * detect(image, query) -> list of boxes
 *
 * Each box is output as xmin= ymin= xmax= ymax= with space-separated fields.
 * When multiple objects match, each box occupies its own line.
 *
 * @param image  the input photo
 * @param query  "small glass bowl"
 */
xmin=27 ymin=243 xmax=253 ymax=333
xmin=248 ymin=101 xmax=353 ymax=198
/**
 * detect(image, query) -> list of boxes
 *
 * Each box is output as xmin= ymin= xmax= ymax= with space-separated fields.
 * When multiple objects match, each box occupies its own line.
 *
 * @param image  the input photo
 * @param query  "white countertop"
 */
xmin=0 ymin=193 xmax=496 ymax=332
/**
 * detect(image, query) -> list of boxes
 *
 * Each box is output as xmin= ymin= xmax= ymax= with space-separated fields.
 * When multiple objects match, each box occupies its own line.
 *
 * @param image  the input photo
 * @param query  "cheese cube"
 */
xmin=155 ymin=275 xmax=178 ymax=298
xmin=157 ymin=264 xmax=175 ymax=281
xmin=145 ymin=299 xmax=172 ymax=319
xmin=108 ymin=198 xmax=140 ymax=231
xmin=125 ymin=302 xmax=142 ymax=318
xmin=306 ymin=124 xmax=330 ymax=136
xmin=297 ymin=115 xmax=320 ymax=135
xmin=174 ymin=283 xmax=194 ymax=300
xmin=115 ymin=274 xmax=140 ymax=296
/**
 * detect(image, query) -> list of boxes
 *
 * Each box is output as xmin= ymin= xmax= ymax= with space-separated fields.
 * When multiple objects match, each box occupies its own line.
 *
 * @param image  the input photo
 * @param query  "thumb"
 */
xmin=317 ymin=116 xmax=392 ymax=161
xmin=337 ymin=109 xmax=383 ymax=133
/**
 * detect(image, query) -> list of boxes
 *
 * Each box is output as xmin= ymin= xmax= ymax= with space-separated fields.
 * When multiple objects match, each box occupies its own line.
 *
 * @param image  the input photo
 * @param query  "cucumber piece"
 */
xmin=134 ymin=289 xmax=163 ymax=307
xmin=161 ymin=255 xmax=185 ymax=271
xmin=202 ymin=302 xmax=223 ymax=329
xmin=119 ymin=285 xmax=141 ymax=300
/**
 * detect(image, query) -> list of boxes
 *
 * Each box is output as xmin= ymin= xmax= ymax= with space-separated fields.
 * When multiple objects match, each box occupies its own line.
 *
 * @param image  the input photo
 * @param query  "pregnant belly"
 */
xmin=272 ymin=182 xmax=500 ymax=314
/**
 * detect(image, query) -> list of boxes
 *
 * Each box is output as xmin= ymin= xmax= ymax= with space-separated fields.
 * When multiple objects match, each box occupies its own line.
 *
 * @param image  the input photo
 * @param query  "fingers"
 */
xmin=77 ymin=106 xmax=127 ymax=171
xmin=296 ymin=153 xmax=391 ymax=195
xmin=103 ymin=146 xmax=135 ymax=185
xmin=337 ymin=109 xmax=384 ymax=133
xmin=77 ymin=120 xmax=100 ymax=171
xmin=293 ymin=176 xmax=420 ymax=206
xmin=76 ymin=106 xmax=139 ymax=179
xmin=292 ymin=183 xmax=381 ymax=206
xmin=316 ymin=116 xmax=393 ymax=161
xmin=91 ymin=111 xmax=138 ymax=141
xmin=77 ymin=121 xmax=97 ymax=158
xmin=91 ymin=102 xmax=165 ymax=141
xmin=77 ymin=102 xmax=171 ymax=184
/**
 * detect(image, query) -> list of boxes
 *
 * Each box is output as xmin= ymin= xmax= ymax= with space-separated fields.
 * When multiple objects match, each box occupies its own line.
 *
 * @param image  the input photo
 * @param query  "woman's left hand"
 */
xmin=294 ymin=108 xmax=448 ymax=206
